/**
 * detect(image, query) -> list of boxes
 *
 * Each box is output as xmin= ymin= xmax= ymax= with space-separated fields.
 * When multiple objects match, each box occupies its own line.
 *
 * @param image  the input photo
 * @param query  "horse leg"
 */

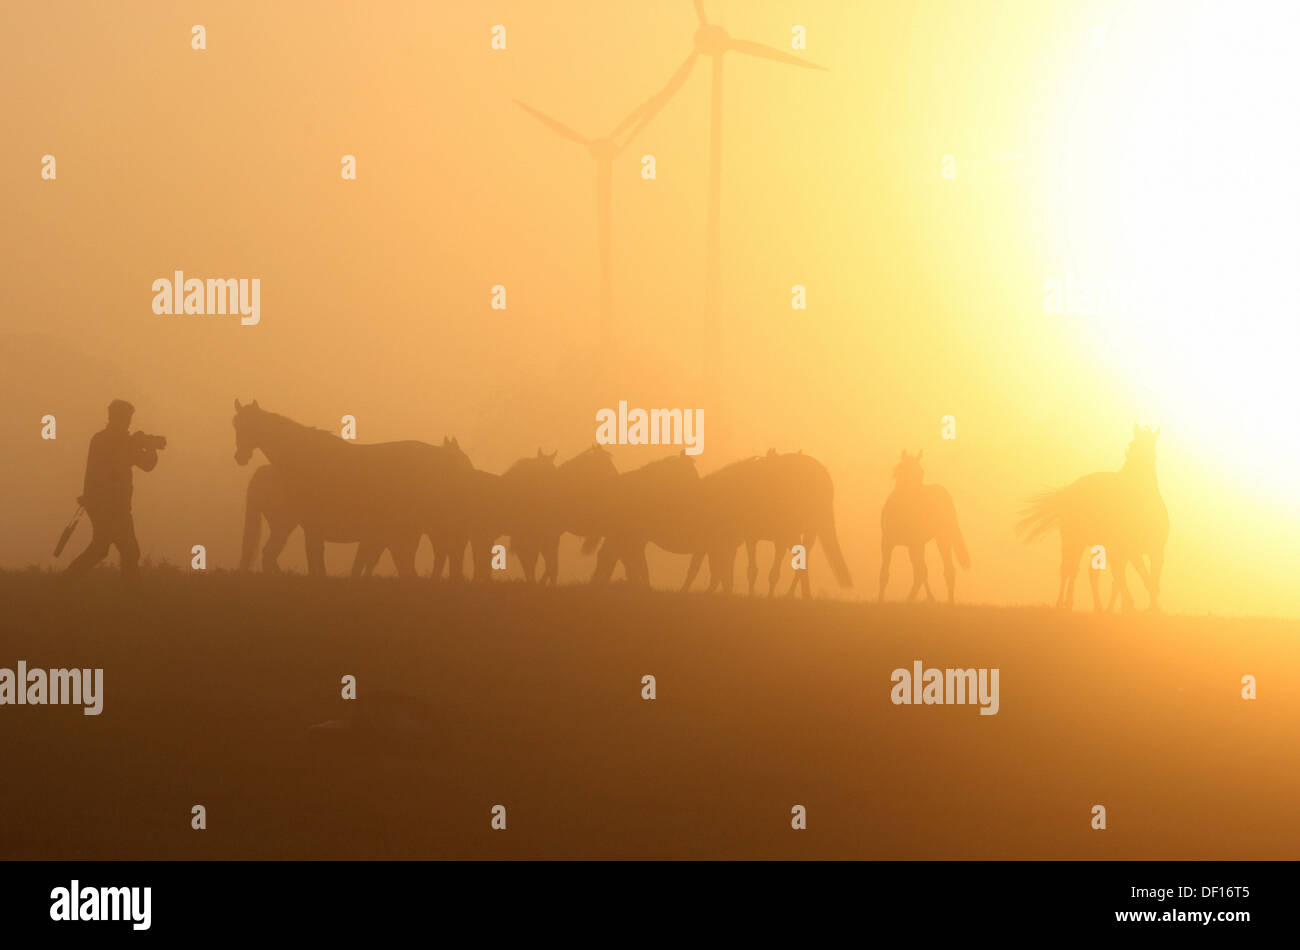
xmin=781 ymin=536 xmax=808 ymax=598
xmin=627 ymin=544 xmax=650 ymax=587
xmin=592 ymin=539 xmax=618 ymax=584
xmin=745 ymin=540 xmax=758 ymax=595
xmin=447 ymin=539 xmax=467 ymax=583
xmin=920 ymin=544 xmax=936 ymax=601
xmin=797 ymin=532 xmax=816 ymax=597
xmin=470 ymin=535 xmax=493 ymax=579
xmin=542 ymin=534 xmax=560 ymax=586
xmin=878 ymin=540 xmax=894 ymax=601
xmin=1147 ymin=545 xmax=1165 ymax=611
xmin=391 ymin=535 xmax=419 ymax=579
xmin=1089 ymin=560 xmax=1104 ymax=613
xmin=682 ymin=552 xmax=704 ymax=592
xmin=239 ymin=512 xmax=263 ymax=572
xmin=430 ymin=546 xmax=446 ymax=585
xmin=466 ymin=537 xmax=485 ymax=582
xmin=262 ymin=520 xmax=293 ymax=574
xmin=352 ymin=537 xmax=385 ymax=579
xmin=768 ymin=541 xmax=788 ymax=596
xmin=304 ymin=529 xmax=326 ymax=577
xmin=939 ymin=539 xmax=956 ymax=604
xmin=1130 ymin=556 xmax=1156 ymax=610
xmin=1106 ymin=555 xmax=1142 ymax=613
xmin=516 ymin=541 xmax=537 ymax=584
xmin=711 ymin=545 xmax=736 ymax=593
xmin=1113 ymin=553 xmax=1135 ymax=613
xmin=906 ymin=545 xmax=928 ymax=602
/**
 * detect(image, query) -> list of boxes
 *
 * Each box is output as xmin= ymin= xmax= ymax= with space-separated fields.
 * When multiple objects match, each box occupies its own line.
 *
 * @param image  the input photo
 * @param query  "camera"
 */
xmin=132 ymin=431 xmax=167 ymax=450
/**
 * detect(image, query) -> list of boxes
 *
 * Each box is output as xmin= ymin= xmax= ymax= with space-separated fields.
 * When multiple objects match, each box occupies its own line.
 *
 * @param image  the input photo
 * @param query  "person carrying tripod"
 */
xmin=63 ymin=399 xmax=165 ymax=583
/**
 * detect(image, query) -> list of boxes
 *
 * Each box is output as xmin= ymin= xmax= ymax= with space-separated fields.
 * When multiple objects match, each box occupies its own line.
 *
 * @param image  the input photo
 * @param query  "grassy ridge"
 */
xmin=1 ymin=567 xmax=1297 ymax=859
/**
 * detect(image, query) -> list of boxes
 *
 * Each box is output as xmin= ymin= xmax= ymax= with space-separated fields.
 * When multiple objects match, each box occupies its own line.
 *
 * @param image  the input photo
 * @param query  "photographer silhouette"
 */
xmin=64 ymin=399 xmax=164 ymax=583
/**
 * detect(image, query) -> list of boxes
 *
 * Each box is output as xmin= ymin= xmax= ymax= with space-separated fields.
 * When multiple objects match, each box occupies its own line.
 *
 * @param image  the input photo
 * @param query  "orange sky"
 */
xmin=3 ymin=1 xmax=1297 ymax=616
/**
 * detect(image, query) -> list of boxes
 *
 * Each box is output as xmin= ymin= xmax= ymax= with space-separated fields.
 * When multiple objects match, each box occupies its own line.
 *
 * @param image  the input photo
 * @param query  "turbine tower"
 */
xmin=627 ymin=1 xmax=827 ymax=370
xmin=513 ymin=84 xmax=682 ymax=351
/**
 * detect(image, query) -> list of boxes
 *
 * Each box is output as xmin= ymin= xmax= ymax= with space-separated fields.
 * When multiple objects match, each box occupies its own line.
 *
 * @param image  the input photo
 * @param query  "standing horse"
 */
xmin=879 ymin=450 xmax=970 ymax=603
xmin=681 ymin=449 xmax=853 ymax=597
xmin=585 ymin=451 xmax=705 ymax=587
xmin=232 ymin=400 xmax=473 ymax=578
xmin=1017 ymin=426 xmax=1167 ymax=612
xmin=500 ymin=450 xmax=562 ymax=584
xmin=350 ymin=437 xmax=483 ymax=581
xmin=553 ymin=444 xmax=622 ymax=571
xmin=239 ymin=463 xmax=397 ymax=574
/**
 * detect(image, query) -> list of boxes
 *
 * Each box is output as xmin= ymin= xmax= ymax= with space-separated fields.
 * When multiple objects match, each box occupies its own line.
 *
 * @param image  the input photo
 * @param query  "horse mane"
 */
xmin=256 ymin=407 xmax=339 ymax=444
xmin=702 ymin=454 xmax=762 ymax=477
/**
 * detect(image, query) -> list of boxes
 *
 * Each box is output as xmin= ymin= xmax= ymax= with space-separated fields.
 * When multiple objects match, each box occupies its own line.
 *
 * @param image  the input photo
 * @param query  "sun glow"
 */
xmin=1045 ymin=1 xmax=1300 ymax=505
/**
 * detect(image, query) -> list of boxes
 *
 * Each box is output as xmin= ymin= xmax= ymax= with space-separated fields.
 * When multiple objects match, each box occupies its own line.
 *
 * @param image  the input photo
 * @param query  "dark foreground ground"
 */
xmin=1 ymin=567 xmax=1297 ymax=859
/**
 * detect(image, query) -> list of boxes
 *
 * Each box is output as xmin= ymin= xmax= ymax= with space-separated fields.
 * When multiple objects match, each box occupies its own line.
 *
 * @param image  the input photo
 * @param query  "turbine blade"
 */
xmin=616 ymin=53 xmax=698 ymax=151
xmin=512 ymin=100 xmax=591 ymax=146
xmin=727 ymin=38 xmax=828 ymax=71
xmin=694 ymin=0 xmax=706 ymax=25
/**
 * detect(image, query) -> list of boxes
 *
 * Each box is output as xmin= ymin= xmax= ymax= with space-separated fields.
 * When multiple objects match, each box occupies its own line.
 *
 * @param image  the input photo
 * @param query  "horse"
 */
xmin=1017 ymin=425 xmax=1167 ymax=612
xmin=239 ymin=463 xmax=397 ymax=574
xmin=499 ymin=450 xmax=562 ymax=584
xmin=678 ymin=454 xmax=764 ymax=595
xmin=351 ymin=437 xmax=484 ymax=582
xmin=555 ymin=444 xmax=623 ymax=544
xmin=584 ymin=451 xmax=706 ymax=587
xmin=878 ymin=450 xmax=970 ymax=603
xmin=232 ymin=400 xmax=474 ymax=578
xmin=682 ymin=449 xmax=854 ymax=597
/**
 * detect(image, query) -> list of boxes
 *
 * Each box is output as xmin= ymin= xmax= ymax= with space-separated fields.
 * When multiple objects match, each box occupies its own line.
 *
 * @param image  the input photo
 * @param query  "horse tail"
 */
xmin=580 ymin=535 xmax=603 ymax=556
xmin=951 ymin=518 xmax=971 ymax=570
xmin=818 ymin=506 xmax=854 ymax=588
xmin=240 ymin=465 xmax=271 ymax=570
xmin=1015 ymin=490 xmax=1061 ymax=543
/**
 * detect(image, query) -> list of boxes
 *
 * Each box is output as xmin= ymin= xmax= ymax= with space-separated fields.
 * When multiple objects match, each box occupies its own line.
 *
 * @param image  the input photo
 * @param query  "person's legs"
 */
xmin=64 ymin=511 xmax=112 ymax=577
xmin=115 ymin=510 xmax=141 ymax=582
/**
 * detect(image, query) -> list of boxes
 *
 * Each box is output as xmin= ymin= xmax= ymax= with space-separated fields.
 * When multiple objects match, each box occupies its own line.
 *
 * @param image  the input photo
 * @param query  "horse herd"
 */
xmin=232 ymin=401 xmax=1169 ymax=610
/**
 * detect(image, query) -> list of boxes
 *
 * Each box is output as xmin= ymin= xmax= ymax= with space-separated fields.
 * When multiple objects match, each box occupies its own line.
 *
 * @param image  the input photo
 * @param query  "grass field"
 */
xmin=2 ymin=567 xmax=1297 ymax=860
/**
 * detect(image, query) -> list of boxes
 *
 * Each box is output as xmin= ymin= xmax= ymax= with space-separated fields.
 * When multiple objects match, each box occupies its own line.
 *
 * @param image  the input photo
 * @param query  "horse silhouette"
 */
xmin=351 ymin=437 xmax=484 ymax=581
xmin=239 ymin=463 xmax=394 ymax=574
xmin=1017 ymin=425 xmax=1167 ymax=612
xmin=232 ymin=400 xmax=474 ymax=578
xmin=584 ymin=451 xmax=705 ymax=586
xmin=682 ymin=449 xmax=853 ymax=596
xmin=554 ymin=443 xmax=622 ymax=550
xmin=878 ymin=450 xmax=970 ymax=603
xmin=499 ymin=449 xmax=562 ymax=584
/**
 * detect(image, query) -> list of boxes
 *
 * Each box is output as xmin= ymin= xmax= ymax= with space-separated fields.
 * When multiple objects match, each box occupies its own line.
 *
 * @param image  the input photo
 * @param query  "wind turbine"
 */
xmin=627 ymin=1 xmax=827 ymax=367
xmin=513 ymin=83 xmax=684 ymax=350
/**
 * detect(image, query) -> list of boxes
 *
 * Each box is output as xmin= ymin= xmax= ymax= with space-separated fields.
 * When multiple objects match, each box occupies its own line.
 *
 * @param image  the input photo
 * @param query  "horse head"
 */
xmin=441 ymin=436 xmax=474 ymax=470
xmin=232 ymin=399 xmax=263 ymax=465
xmin=1125 ymin=424 xmax=1160 ymax=473
xmin=558 ymin=444 xmax=617 ymax=481
xmin=892 ymin=449 xmax=924 ymax=487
